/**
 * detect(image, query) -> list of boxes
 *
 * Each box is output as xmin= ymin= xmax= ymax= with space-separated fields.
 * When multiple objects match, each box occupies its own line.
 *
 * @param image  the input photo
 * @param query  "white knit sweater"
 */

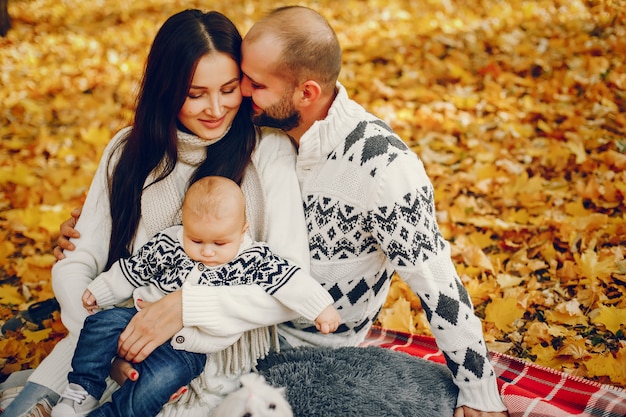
xmin=31 ymin=126 xmax=310 ymax=417
xmin=180 ymin=84 xmax=507 ymax=412
xmin=86 ymin=229 xmax=333 ymax=354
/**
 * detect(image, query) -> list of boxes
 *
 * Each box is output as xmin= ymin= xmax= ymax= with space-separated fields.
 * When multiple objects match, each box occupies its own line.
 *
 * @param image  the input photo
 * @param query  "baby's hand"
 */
xmin=82 ymin=289 xmax=98 ymax=314
xmin=315 ymin=305 xmax=341 ymax=334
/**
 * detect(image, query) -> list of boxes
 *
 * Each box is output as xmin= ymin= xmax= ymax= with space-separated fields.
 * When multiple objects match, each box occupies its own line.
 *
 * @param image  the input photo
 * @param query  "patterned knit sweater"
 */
xmin=183 ymin=84 xmax=506 ymax=412
xmin=87 ymin=228 xmax=333 ymax=354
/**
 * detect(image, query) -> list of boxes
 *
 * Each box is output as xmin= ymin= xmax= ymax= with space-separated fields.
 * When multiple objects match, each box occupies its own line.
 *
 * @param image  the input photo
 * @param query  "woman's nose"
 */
xmin=204 ymin=95 xmax=222 ymax=116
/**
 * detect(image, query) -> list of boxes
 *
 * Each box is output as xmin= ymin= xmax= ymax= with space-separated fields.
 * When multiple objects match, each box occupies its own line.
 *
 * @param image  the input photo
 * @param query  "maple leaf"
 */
xmin=576 ymin=246 xmax=616 ymax=283
xmin=591 ymin=305 xmax=626 ymax=334
xmin=484 ymin=297 xmax=524 ymax=332
xmin=0 ymin=285 xmax=25 ymax=305
xmin=584 ymin=347 xmax=626 ymax=386
xmin=377 ymin=296 xmax=415 ymax=333
xmin=23 ymin=328 xmax=53 ymax=343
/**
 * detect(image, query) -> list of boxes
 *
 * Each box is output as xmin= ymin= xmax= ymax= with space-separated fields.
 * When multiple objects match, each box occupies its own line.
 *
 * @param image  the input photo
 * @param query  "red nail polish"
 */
xmin=130 ymin=371 xmax=138 ymax=381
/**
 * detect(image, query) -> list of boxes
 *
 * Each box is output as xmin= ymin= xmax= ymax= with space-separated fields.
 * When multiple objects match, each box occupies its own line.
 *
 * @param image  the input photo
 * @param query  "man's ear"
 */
xmin=297 ymin=80 xmax=322 ymax=106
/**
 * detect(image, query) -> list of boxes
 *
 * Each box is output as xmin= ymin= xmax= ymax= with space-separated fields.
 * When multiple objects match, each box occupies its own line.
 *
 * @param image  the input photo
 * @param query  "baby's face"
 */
xmin=182 ymin=210 xmax=246 ymax=266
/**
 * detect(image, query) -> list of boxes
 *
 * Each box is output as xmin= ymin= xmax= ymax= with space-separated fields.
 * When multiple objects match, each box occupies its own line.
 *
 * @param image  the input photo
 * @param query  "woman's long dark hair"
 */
xmin=105 ymin=10 xmax=257 ymax=269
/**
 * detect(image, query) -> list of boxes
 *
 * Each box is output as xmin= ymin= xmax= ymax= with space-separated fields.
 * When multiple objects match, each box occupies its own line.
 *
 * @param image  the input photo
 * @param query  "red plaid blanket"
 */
xmin=361 ymin=327 xmax=626 ymax=417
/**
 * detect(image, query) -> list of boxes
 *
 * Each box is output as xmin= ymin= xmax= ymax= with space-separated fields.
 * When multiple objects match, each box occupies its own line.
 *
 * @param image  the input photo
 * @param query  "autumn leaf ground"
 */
xmin=1 ymin=0 xmax=625 ymax=388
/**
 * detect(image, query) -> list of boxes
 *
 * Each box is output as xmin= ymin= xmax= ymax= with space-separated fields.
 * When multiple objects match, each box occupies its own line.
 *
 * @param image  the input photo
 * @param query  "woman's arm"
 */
xmin=51 ymin=131 xmax=129 ymax=335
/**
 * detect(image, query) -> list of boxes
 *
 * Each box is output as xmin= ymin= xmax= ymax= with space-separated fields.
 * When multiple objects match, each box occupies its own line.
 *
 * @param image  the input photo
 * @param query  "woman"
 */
xmin=3 ymin=9 xmax=308 ymax=417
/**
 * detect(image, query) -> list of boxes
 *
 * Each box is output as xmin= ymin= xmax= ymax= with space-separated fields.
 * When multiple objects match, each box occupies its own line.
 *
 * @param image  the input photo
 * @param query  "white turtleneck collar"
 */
xmin=176 ymin=124 xmax=231 ymax=166
xmin=296 ymin=83 xmax=365 ymax=170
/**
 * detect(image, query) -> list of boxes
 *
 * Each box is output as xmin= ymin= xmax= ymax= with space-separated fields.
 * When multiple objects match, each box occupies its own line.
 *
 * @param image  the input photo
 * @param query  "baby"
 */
xmin=51 ymin=176 xmax=340 ymax=417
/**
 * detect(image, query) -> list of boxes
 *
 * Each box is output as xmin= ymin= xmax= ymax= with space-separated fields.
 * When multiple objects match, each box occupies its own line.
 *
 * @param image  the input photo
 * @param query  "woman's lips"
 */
xmin=199 ymin=115 xmax=225 ymax=129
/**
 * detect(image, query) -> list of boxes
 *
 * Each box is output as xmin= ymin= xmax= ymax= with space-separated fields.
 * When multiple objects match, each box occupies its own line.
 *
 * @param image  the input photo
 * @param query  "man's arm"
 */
xmin=54 ymin=206 xmax=82 ymax=260
xmin=372 ymin=150 xmax=507 ymax=413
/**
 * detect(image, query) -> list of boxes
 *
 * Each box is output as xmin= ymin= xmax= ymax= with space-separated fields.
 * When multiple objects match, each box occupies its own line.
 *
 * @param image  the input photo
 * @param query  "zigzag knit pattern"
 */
xmin=293 ymin=116 xmax=493 ymax=385
xmin=118 ymin=233 xmax=300 ymax=296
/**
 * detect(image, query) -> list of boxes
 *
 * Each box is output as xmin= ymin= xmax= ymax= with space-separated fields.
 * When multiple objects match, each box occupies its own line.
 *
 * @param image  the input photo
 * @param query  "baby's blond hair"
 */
xmin=183 ymin=176 xmax=246 ymax=226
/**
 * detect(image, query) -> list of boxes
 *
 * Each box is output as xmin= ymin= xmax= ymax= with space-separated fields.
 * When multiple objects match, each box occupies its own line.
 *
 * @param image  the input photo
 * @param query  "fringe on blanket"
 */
xmin=172 ymin=326 xmax=275 ymax=408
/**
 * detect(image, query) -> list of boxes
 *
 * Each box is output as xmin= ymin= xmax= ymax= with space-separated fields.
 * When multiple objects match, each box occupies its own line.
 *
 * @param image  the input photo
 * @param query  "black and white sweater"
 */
xmin=87 ymin=227 xmax=333 ymax=354
xmin=293 ymin=84 xmax=504 ymax=410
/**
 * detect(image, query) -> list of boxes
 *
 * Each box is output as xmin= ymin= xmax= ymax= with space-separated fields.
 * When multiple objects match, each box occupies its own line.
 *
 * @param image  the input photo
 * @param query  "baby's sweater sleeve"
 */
xmin=86 ymin=262 xmax=136 ymax=307
xmin=263 ymin=268 xmax=334 ymax=321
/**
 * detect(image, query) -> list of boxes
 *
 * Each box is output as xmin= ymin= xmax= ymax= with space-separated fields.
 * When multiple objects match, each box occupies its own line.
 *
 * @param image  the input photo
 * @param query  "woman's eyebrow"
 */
xmin=189 ymin=77 xmax=240 ymax=90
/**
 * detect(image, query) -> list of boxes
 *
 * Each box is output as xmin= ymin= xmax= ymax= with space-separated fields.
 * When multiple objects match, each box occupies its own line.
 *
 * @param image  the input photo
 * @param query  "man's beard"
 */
xmin=251 ymin=92 xmax=302 ymax=131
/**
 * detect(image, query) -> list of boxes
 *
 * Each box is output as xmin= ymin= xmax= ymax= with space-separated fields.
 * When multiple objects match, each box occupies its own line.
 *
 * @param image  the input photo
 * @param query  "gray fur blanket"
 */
xmin=255 ymin=346 xmax=458 ymax=417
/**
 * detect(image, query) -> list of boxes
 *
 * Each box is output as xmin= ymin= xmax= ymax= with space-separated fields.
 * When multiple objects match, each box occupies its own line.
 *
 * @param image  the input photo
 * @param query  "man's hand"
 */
xmin=53 ymin=207 xmax=82 ymax=260
xmin=117 ymin=291 xmax=184 ymax=363
xmin=454 ymin=406 xmax=508 ymax=417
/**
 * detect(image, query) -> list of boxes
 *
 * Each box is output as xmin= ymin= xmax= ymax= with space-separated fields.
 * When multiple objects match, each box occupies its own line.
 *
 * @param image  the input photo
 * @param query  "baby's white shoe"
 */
xmin=51 ymin=383 xmax=98 ymax=417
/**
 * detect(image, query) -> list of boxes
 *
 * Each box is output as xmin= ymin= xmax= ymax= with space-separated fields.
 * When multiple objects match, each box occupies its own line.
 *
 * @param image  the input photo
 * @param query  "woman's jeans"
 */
xmin=65 ymin=306 xmax=206 ymax=417
xmin=0 ymin=381 xmax=59 ymax=417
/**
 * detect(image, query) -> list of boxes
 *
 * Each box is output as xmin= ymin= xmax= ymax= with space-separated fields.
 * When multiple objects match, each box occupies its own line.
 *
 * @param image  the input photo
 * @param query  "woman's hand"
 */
xmin=53 ymin=207 xmax=83 ymax=260
xmin=117 ymin=291 xmax=184 ymax=363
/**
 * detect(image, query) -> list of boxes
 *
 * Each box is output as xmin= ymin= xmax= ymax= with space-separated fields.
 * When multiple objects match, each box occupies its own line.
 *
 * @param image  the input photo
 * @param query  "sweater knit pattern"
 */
xmin=280 ymin=84 xmax=503 ymax=410
xmin=118 ymin=230 xmax=299 ymax=296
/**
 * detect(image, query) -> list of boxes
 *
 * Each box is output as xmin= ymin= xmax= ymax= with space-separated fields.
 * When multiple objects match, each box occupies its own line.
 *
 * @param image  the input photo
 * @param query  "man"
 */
xmin=55 ymin=6 xmax=508 ymax=416
xmin=233 ymin=6 xmax=508 ymax=416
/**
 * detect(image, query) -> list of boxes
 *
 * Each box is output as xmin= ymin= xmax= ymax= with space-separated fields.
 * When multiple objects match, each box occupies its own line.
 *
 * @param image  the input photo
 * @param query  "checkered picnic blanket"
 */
xmin=361 ymin=327 xmax=626 ymax=417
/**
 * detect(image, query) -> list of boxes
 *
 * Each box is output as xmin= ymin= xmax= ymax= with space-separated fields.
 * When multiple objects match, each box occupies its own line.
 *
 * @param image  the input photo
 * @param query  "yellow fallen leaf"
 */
xmin=556 ymin=339 xmax=591 ymax=360
xmin=591 ymin=305 xmax=626 ymax=334
xmin=0 ymin=285 xmax=26 ymax=305
xmin=485 ymin=297 xmax=524 ymax=332
xmin=545 ymin=309 xmax=589 ymax=327
xmin=23 ymin=328 xmax=53 ymax=343
xmin=496 ymin=273 xmax=525 ymax=289
xmin=584 ymin=347 xmax=626 ymax=386
xmin=378 ymin=296 xmax=415 ymax=333
xmin=576 ymin=246 xmax=616 ymax=282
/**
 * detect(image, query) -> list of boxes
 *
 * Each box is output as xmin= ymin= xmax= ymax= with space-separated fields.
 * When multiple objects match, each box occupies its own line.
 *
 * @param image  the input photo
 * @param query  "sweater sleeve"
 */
xmin=51 ymin=128 xmax=131 ymax=335
xmin=373 ymin=153 xmax=506 ymax=412
xmin=86 ymin=262 xmax=136 ymax=308
xmin=269 ymin=269 xmax=334 ymax=321
xmin=170 ymin=326 xmax=242 ymax=354
xmin=182 ymin=281 xmax=300 ymax=336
